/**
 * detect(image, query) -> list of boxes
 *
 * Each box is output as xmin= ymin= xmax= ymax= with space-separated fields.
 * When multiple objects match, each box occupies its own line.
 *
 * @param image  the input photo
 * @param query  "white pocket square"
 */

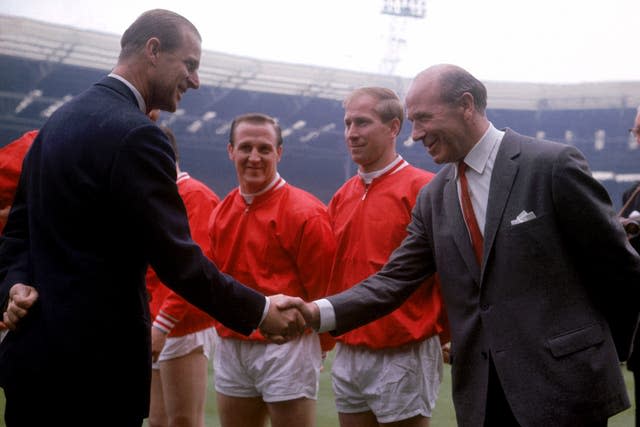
xmin=510 ymin=210 xmax=536 ymax=225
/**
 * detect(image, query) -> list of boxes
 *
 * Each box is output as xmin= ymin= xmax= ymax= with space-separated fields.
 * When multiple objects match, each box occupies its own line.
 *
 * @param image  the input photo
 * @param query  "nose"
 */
xmin=410 ymin=122 xmax=424 ymax=142
xmin=188 ymin=71 xmax=200 ymax=89
xmin=248 ymin=148 xmax=260 ymax=162
xmin=345 ymin=124 xmax=357 ymax=141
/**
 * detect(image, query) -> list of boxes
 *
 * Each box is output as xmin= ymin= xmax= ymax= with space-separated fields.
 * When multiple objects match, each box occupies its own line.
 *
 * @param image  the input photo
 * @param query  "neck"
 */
xmin=240 ymin=174 xmax=280 ymax=196
xmin=462 ymin=118 xmax=491 ymax=157
xmin=469 ymin=117 xmax=490 ymax=143
xmin=359 ymin=150 xmax=398 ymax=174
xmin=112 ymin=64 xmax=150 ymax=113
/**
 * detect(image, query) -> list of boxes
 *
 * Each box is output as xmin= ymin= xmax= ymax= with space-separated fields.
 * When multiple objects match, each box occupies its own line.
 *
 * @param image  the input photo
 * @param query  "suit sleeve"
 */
xmin=0 ymin=131 xmax=39 ymax=305
xmin=552 ymin=145 xmax=640 ymax=360
xmin=153 ymin=184 xmax=220 ymax=333
xmin=0 ymin=172 xmax=31 ymax=308
xmin=327 ymin=188 xmax=437 ymax=336
xmin=110 ymin=125 xmax=265 ymax=335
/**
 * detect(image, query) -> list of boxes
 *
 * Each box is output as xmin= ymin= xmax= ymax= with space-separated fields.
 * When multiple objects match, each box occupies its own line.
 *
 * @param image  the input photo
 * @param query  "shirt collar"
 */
xmin=461 ymin=122 xmax=504 ymax=175
xmin=358 ymin=155 xmax=406 ymax=185
xmin=108 ymin=72 xmax=146 ymax=113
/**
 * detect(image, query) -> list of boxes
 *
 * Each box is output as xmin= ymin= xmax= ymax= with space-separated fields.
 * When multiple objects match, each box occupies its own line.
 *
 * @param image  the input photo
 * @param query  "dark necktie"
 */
xmin=458 ymin=162 xmax=483 ymax=264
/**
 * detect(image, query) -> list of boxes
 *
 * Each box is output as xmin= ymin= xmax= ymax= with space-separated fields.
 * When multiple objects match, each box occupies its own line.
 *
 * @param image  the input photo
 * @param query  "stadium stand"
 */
xmin=2 ymin=15 xmax=640 ymax=206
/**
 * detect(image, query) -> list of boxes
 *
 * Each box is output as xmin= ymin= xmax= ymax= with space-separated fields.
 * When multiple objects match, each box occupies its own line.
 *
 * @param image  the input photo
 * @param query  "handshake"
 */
xmin=0 ymin=286 xmax=323 ymax=345
xmin=258 ymin=294 xmax=321 ymax=344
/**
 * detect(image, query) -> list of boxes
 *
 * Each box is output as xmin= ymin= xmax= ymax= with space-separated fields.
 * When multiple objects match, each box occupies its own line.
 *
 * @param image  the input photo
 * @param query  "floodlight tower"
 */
xmin=379 ymin=0 xmax=426 ymax=75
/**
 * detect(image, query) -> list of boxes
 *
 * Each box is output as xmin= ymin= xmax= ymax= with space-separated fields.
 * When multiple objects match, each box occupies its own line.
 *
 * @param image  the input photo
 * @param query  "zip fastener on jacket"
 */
xmin=361 ymin=184 xmax=370 ymax=201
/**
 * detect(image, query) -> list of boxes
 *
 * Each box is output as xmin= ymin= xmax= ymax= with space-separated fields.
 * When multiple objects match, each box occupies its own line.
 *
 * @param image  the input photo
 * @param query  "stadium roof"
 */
xmin=1 ymin=14 xmax=640 ymax=110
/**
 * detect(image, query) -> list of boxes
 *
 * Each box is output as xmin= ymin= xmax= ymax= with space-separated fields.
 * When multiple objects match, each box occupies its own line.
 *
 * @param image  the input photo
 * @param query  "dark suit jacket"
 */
xmin=0 ymin=77 xmax=265 ymax=419
xmin=327 ymin=129 xmax=640 ymax=426
xmin=622 ymin=183 xmax=640 ymax=372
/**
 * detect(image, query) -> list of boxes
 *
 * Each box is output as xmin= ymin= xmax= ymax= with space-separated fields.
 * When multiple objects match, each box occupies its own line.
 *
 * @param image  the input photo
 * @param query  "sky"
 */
xmin=2 ymin=0 xmax=640 ymax=83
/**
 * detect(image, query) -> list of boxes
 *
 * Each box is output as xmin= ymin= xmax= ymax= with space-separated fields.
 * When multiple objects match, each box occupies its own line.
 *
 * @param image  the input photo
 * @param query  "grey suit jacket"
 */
xmin=328 ymin=129 xmax=640 ymax=426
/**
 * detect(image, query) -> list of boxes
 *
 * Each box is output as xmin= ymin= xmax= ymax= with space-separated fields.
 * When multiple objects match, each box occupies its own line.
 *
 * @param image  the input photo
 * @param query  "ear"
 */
xmin=276 ymin=144 xmax=283 ymax=162
xmin=388 ymin=117 xmax=402 ymax=138
xmin=460 ymin=92 xmax=475 ymax=119
xmin=145 ymin=38 xmax=161 ymax=63
xmin=227 ymin=143 xmax=234 ymax=160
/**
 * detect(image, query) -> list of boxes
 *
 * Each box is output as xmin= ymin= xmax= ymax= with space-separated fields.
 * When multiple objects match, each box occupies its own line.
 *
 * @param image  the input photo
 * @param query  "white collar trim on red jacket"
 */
xmin=176 ymin=171 xmax=190 ymax=184
xmin=240 ymin=173 xmax=286 ymax=204
xmin=358 ymin=155 xmax=408 ymax=185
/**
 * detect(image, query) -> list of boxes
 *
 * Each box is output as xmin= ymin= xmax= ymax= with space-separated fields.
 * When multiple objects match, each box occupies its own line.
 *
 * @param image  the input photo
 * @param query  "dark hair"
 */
xmin=158 ymin=125 xmax=178 ymax=162
xmin=228 ymin=113 xmax=283 ymax=147
xmin=438 ymin=66 xmax=487 ymax=113
xmin=343 ymin=87 xmax=404 ymax=129
xmin=119 ymin=9 xmax=201 ymax=60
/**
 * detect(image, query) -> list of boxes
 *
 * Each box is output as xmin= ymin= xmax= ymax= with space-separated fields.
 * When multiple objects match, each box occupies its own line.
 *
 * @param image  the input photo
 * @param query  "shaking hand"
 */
xmin=259 ymin=294 xmax=308 ymax=344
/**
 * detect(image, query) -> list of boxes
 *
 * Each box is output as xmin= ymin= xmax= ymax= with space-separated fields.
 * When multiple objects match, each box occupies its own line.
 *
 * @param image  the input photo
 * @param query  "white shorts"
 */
xmin=213 ymin=333 xmax=322 ymax=402
xmin=152 ymin=327 xmax=217 ymax=370
xmin=331 ymin=335 xmax=443 ymax=423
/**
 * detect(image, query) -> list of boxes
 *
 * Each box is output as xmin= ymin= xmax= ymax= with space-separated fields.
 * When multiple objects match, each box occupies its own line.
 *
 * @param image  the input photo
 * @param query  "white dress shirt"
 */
xmin=456 ymin=123 xmax=504 ymax=236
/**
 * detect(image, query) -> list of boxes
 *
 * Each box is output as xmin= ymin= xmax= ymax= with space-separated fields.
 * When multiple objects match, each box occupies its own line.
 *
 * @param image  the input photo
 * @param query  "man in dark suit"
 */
xmin=301 ymin=64 xmax=640 ymax=426
xmin=0 ymin=9 xmax=304 ymax=427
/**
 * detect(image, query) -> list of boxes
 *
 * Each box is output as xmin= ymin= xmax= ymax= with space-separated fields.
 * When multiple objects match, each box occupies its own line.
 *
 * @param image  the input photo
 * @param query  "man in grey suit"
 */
xmin=301 ymin=64 xmax=640 ymax=426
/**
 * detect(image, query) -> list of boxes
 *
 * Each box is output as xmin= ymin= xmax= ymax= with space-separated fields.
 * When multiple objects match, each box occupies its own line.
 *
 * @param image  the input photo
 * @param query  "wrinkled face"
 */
xmin=150 ymin=27 xmax=201 ymax=112
xmin=343 ymin=94 xmax=399 ymax=173
xmin=228 ymin=121 xmax=282 ymax=194
xmin=406 ymin=77 xmax=474 ymax=164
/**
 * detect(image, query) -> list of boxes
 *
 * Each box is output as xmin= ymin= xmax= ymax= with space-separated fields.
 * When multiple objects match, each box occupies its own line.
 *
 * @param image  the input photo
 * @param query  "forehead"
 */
xmin=406 ymin=77 xmax=443 ymax=115
xmin=176 ymin=27 xmax=201 ymax=58
xmin=344 ymin=94 xmax=379 ymax=118
xmin=234 ymin=121 xmax=278 ymax=145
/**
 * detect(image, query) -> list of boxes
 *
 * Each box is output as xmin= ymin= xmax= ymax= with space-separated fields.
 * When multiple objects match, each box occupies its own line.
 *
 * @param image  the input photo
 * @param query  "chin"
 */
xmin=429 ymin=152 xmax=446 ymax=164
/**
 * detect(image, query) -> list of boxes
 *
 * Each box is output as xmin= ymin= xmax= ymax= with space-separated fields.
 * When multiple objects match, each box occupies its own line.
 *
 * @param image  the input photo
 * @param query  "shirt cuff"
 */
xmin=314 ymin=298 xmax=336 ymax=333
xmin=258 ymin=296 xmax=270 ymax=327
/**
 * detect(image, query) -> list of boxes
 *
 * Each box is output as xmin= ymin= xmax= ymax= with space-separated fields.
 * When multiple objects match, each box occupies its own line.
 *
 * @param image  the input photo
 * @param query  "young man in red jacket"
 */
xmin=327 ymin=87 xmax=448 ymax=427
xmin=208 ymin=113 xmax=336 ymax=427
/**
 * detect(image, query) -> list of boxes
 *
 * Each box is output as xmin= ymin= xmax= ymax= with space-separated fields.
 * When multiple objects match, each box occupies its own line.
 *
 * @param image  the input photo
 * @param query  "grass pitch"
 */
xmin=0 ymin=353 xmax=634 ymax=426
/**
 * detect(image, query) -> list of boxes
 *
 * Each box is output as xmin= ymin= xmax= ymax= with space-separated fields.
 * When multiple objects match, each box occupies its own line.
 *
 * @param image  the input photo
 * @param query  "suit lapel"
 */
xmin=444 ymin=164 xmax=481 ymax=281
xmin=482 ymin=130 xmax=521 ymax=281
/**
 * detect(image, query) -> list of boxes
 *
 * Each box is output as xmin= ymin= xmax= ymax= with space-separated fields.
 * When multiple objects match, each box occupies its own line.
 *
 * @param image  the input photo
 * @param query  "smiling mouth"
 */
xmin=423 ymin=135 xmax=438 ymax=149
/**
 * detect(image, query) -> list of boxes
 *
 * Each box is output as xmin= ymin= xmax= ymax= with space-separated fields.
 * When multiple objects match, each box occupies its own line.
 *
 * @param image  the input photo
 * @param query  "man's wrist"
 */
xmin=258 ymin=296 xmax=270 ymax=328
xmin=313 ymin=298 xmax=336 ymax=333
